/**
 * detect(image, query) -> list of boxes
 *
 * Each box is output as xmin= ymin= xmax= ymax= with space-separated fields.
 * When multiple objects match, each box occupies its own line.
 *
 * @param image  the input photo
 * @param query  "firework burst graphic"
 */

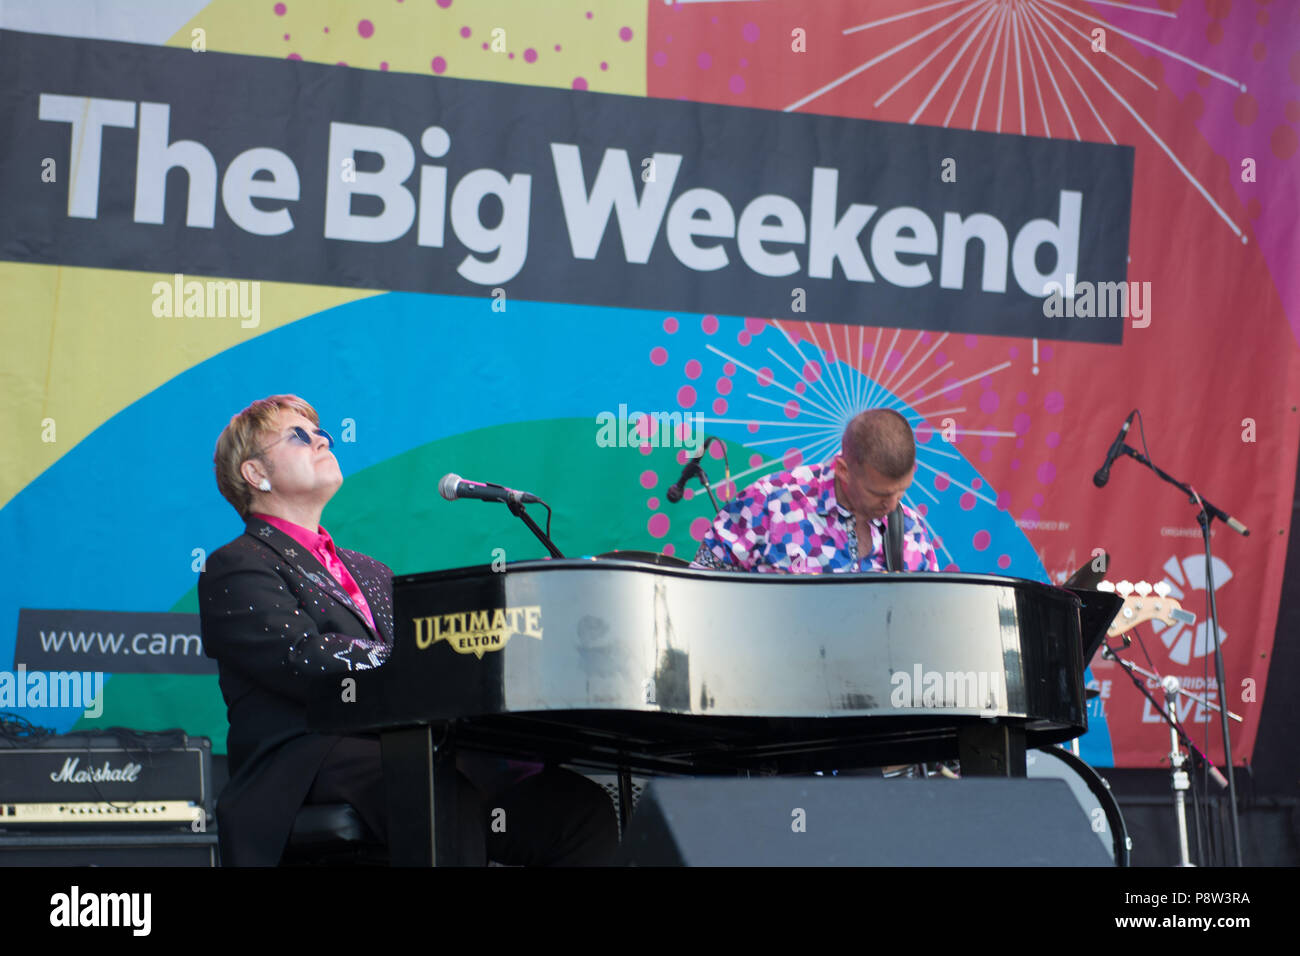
xmin=785 ymin=0 xmax=1251 ymax=242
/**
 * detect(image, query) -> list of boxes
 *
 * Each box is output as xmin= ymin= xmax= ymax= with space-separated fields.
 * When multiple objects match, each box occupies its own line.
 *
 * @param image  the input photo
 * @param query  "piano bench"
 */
xmin=279 ymin=803 xmax=388 ymax=867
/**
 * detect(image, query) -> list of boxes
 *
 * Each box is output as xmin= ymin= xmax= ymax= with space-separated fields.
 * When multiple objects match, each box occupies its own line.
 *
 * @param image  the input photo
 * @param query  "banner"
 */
xmin=2 ymin=0 xmax=1297 ymax=769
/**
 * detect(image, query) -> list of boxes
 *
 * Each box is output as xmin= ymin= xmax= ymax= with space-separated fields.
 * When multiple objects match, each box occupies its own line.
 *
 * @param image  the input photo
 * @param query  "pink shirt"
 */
xmin=251 ymin=513 xmax=378 ymax=634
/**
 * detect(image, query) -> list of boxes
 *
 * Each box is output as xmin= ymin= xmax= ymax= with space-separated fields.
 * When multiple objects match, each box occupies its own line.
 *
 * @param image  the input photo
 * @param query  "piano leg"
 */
xmin=957 ymin=723 xmax=1027 ymax=777
xmin=381 ymin=725 xmax=462 ymax=866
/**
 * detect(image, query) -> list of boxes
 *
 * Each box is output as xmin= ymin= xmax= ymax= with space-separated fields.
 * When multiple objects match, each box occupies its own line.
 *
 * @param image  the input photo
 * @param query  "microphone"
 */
xmin=666 ymin=438 xmax=715 ymax=503
xmin=1093 ymin=410 xmax=1136 ymax=488
xmin=438 ymin=473 xmax=542 ymax=505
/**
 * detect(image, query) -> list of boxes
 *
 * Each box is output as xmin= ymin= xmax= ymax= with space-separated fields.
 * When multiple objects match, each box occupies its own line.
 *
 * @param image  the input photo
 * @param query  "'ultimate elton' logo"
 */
xmin=413 ymin=606 xmax=543 ymax=658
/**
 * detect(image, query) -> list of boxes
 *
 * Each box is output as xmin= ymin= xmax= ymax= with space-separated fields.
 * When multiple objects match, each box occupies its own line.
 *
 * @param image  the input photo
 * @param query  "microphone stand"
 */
xmin=1101 ymin=639 xmax=1243 ymax=866
xmin=1111 ymin=442 xmax=1247 ymax=866
xmin=504 ymin=491 xmax=564 ymax=558
xmin=694 ymin=467 xmax=720 ymax=514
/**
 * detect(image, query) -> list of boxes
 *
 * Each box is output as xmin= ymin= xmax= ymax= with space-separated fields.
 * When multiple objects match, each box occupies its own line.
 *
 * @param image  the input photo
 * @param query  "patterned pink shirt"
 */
xmin=691 ymin=462 xmax=939 ymax=573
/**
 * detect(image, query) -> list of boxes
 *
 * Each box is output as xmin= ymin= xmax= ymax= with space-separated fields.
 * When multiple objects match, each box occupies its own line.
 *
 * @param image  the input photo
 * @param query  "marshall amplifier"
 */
xmin=0 ymin=731 xmax=213 ymax=832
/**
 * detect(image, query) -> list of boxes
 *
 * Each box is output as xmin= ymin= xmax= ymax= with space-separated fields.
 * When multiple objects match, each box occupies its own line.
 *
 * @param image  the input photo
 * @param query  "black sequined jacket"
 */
xmin=199 ymin=516 xmax=394 ymax=866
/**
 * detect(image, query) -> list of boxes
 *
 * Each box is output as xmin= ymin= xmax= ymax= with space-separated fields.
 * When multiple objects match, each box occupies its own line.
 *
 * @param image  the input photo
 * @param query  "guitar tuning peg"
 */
xmin=1116 ymin=580 xmax=1134 ymax=596
xmin=1153 ymin=581 xmax=1171 ymax=597
xmin=1097 ymin=580 xmax=1115 ymax=592
xmin=1134 ymin=581 xmax=1152 ymax=596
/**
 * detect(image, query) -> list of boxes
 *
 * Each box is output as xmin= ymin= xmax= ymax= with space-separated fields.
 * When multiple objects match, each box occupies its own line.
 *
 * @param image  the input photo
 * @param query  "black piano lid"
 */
xmin=1066 ymin=586 xmax=1125 ymax=666
xmin=395 ymin=558 xmax=1121 ymax=661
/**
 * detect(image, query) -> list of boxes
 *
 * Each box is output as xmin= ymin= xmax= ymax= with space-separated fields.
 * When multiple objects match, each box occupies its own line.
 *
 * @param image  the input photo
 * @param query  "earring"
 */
xmin=258 ymin=478 xmax=272 ymax=492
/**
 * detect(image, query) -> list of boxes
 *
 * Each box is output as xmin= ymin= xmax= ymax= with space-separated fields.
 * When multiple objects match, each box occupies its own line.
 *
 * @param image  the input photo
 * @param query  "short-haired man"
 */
xmin=692 ymin=408 xmax=939 ymax=573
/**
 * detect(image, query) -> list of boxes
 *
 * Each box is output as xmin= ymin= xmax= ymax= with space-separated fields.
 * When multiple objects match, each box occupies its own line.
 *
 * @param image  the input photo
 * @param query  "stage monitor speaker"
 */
xmin=616 ymin=777 xmax=1114 ymax=866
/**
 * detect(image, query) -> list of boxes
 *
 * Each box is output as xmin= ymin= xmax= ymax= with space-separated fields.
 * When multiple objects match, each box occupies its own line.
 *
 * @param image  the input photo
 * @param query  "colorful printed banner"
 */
xmin=2 ymin=1 xmax=1298 ymax=770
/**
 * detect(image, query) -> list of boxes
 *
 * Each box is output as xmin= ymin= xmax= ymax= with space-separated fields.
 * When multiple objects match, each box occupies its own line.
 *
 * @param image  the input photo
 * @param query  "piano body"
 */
xmin=308 ymin=559 xmax=1120 ymax=865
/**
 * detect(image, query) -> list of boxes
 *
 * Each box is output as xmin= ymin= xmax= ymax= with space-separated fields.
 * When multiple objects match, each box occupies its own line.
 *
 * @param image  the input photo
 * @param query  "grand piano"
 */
xmin=308 ymin=559 xmax=1121 ymax=865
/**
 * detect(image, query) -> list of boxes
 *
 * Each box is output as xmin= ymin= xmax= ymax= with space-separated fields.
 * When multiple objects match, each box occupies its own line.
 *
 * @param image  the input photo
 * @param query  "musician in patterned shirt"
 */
xmin=692 ymin=408 xmax=939 ymax=573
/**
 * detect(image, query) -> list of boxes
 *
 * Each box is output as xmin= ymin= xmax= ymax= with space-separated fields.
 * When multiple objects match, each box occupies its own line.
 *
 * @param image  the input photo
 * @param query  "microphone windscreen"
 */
xmin=438 ymin=473 xmax=461 ymax=501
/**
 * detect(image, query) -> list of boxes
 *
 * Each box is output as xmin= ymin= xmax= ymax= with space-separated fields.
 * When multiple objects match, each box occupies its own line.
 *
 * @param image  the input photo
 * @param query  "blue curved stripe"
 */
xmin=2 ymin=292 xmax=1106 ymax=754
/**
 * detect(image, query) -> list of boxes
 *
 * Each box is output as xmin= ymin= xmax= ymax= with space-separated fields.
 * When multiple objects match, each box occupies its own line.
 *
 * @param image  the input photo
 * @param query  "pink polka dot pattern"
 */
xmin=677 ymin=385 xmax=696 ymax=408
xmin=431 ymin=56 xmax=447 ymax=73
xmin=274 ymin=3 xmax=286 ymax=15
xmin=684 ymin=359 xmax=702 ymax=379
xmin=702 ymin=314 xmax=719 ymax=334
xmin=357 ymin=19 xmax=374 ymax=38
xmin=663 ymin=316 xmax=678 ymax=333
xmin=648 ymin=514 xmax=669 ymax=538
xmin=650 ymin=346 xmax=668 ymax=366
xmin=690 ymin=517 xmax=711 ymax=541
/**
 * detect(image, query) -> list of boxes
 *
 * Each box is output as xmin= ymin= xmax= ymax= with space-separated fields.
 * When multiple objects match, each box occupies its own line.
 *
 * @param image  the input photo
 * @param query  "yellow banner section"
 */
xmin=170 ymin=0 xmax=646 ymax=96
xmin=0 ymin=261 xmax=375 ymax=508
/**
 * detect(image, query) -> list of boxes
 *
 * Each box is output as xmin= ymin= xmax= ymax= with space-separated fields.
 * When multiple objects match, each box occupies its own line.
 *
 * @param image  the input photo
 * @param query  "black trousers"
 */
xmin=304 ymin=735 xmax=619 ymax=866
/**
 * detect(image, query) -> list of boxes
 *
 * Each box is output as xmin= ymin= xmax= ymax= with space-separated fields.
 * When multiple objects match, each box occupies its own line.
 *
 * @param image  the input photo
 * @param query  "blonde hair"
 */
xmin=213 ymin=395 xmax=320 ymax=518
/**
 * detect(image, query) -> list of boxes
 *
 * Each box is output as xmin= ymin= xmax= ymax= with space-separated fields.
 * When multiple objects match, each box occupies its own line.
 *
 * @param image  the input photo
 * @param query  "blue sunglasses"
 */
xmin=258 ymin=425 xmax=335 ymax=455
